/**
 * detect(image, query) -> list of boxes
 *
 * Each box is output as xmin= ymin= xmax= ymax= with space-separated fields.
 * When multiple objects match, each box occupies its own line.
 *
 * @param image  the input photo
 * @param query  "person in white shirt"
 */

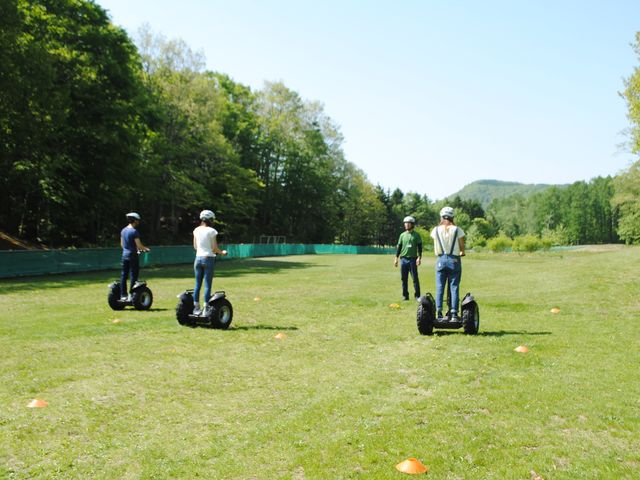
xmin=192 ymin=209 xmax=228 ymax=315
xmin=430 ymin=206 xmax=466 ymax=321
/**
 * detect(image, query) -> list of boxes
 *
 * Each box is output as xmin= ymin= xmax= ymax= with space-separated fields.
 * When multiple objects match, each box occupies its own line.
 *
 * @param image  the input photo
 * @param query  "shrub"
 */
xmin=512 ymin=234 xmax=543 ymax=252
xmin=541 ymin=226 xmax=570 ymax=247
xmin=470 ymin=233 xmax=487 ymax=248
xmin=487 ymin=234 xmax=512 ymax=252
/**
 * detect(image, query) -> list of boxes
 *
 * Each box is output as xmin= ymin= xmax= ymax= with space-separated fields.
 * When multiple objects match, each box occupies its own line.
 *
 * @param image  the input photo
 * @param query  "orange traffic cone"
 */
xmin=274 ymin=332 xmax=287 ymax=340
xmin=254 ymin=297 xmax=261 ymax=302
xmin=515 ymin=345 xmax=529 ymax=353
xmin=395 ymin=458 xmax=428 ymax=474
xmin=389 ymin=303 xmax=400 ymax=309
xmin=550 ymin=307 xmax=560 ymax=314
xmin=27 ymin=399 xmax=48 ymax=408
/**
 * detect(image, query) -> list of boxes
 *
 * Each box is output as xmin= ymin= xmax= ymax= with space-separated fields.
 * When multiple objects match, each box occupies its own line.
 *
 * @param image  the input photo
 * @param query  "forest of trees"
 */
xmin=2 ymin=1 xmax=640 ymax=248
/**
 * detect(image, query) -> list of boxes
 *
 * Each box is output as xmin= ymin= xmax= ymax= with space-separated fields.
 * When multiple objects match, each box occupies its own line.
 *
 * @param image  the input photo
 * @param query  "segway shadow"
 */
xmin=176 ymin=290 xmax=233 ymax=329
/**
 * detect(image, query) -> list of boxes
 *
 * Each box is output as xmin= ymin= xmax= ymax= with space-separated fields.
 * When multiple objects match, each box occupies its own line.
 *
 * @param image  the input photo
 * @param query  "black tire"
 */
xmin=132 ymin=286 xmax=153 ymax=310
xmin=416 ymin=294 xmax=435 ymax=335
xmin=462 ymin=302 xmax=480 ymax=334
xmin=209 ymin=298 xmax=233 ymax=329
xmin=108 ymin=282 xmax=125 ymax=311
xmin=176 ymin=292 xmax=195 ymax=326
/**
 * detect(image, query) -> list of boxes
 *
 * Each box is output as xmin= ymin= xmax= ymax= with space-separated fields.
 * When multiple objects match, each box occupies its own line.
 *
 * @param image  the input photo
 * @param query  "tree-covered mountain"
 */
xmin=446 ymin=180 xmax=557 ymax=208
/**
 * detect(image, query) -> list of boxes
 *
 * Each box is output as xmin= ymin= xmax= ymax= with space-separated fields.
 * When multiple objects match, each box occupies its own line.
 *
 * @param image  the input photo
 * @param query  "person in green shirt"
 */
xmin=393 ymin=215 xmax=422 ymax=300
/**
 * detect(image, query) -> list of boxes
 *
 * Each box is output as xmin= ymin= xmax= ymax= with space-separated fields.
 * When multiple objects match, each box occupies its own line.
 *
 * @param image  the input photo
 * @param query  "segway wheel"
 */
xmin=176 ymin=292 xmax=195 ymax=326
xmin=108 ymin=282 xmax=125 ymax=311
xmin=209 ymin=298 xmax=233 ymax=330
xmin=132 ymin=286 xmax=153 ymax=310
xmin=416 ymin=293 xmax=435 ymax=336
xmin=462 ymin=302 xmax=480 ymax=335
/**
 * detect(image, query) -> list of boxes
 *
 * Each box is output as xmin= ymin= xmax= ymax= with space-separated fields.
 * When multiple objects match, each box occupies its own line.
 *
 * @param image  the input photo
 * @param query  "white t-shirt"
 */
xmin=193 ymin=225 xmax=218 ymax=257
xmin=430 ymin=225 xmax=465 ymax=256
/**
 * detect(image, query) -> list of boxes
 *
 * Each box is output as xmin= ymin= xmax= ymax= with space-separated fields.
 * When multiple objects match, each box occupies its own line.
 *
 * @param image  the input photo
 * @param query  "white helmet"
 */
xmin=403 ymin=216 xmax=416 ymax=224
xmin=126 ymin=212 xmax=141 ymax=220
xmin=440 ymin=206 xmax=454 ymax=219
xmin=200 ymin=209 xmax=215 ymax=221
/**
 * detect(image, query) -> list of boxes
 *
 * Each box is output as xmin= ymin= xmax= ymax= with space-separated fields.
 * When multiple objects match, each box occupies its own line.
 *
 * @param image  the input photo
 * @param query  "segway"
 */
xmin=107 ymin=280 xmax=153 ymax=311
xmin=176 ymin=290 xmax=233 ymax=329
xmin=417 ymin=284 xmax=479 ymax=335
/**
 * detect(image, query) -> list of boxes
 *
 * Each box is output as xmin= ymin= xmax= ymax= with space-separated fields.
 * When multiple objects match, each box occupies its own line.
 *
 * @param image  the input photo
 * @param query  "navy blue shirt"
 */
xmin=121 ymin=226 xmax=140 ymax=258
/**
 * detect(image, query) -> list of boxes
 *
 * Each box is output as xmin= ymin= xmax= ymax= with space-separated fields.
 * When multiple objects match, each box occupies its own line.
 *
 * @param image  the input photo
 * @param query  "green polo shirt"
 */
xmin=396 ymin=230 xmax=422 ymax=258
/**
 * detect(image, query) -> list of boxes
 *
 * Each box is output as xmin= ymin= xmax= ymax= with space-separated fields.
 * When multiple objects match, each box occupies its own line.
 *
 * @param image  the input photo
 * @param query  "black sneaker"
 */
xmin=436 ymin=311 xmax=444 ymax=321
xmin=402 ymin=296 xmax=409 ymax=301
xmin=450 ymin=313 xmax=459 ymax=322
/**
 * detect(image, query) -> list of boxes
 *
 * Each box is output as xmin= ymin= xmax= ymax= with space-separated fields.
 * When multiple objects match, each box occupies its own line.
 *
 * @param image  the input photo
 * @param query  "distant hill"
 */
xmin=446 ymin=180 xmax=556 ymax=208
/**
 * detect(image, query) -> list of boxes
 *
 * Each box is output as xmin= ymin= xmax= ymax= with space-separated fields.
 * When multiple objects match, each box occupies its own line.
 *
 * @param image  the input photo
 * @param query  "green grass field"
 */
xmin=1 ymin=247 xmax=639 ymax=479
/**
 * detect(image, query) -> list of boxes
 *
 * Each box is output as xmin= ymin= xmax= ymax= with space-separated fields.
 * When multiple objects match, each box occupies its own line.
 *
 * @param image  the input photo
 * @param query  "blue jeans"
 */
xmin=435 ymin=254 xmax=462 ymax=314
xmin=400 ymin=257 xmax=420 ymax=299
xmin=120 ymin=254 xmax=139 ymax=295
xmin=194 ymin=256 xmax=215 ymax=304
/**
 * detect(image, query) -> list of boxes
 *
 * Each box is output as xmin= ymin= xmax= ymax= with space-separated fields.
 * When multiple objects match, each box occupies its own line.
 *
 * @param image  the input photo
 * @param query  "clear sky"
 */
xmin=96 ymin=0 xmax=640 ymax=200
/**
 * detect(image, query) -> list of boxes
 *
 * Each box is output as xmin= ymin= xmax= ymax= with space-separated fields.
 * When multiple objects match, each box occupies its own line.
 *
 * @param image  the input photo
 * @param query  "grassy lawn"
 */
xmin=1 ymin=246 xmax=639 ymax=479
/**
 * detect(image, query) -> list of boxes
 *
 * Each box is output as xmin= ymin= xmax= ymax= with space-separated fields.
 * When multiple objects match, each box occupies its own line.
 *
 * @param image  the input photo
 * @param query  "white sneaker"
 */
xmin=193 ymin=302 xmax=201 ymax=315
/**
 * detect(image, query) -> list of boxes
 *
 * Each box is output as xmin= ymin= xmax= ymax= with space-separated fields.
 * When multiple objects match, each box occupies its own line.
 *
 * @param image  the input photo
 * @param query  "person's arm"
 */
xmin=459 ymin=237 xmax=465 ymax=256
xmin=394 ymin=237 xmax=402 ymax=267
xmin=211 ymin=236 xmax=227 ymax=256
xmin=135 ymin=238 xmax=150 ymax=252
xmin=416 ymin=238 xmax=422 ymax=266
xmin=193 ymin=234 xmax=197 ymax=251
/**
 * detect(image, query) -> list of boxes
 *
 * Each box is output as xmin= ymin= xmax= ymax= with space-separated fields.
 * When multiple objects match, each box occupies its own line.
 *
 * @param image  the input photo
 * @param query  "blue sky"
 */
xmin=97 ymin=0 xmax=640 ymax=200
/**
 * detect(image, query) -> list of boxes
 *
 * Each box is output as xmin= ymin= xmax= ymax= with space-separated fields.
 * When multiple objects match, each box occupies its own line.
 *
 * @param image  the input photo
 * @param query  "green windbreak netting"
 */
xmin=0 ymin=244 xmax=394 ymax=278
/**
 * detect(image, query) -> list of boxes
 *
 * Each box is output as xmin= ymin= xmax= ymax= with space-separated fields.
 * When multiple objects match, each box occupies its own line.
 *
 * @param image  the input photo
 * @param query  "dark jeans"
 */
xmin=120 ymin=254 xmax=139 ymax=295
xmin=194 ymin=256 xmax=215 ymax=304
xmin=435 ymin=254 xmax=462 ymax=314
xmin=400 ymin=257 xmax=420 ymax=299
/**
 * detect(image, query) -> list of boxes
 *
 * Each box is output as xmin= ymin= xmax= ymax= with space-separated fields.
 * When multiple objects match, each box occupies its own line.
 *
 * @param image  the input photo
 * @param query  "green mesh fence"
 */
xmin=0 ymin=244 xmax=394 ymax=278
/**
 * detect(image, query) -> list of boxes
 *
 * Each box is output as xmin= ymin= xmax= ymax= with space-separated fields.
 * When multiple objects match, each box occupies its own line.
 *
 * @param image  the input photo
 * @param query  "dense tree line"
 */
xmin=1 ymin=1 xmax=639 ymax=248
xmin=616 ymin=32 xmax=640 ymax=244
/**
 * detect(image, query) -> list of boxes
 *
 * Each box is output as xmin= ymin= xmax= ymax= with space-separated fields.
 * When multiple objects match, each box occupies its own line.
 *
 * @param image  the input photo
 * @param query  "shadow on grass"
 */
xmin=217 ymin=258 xmax=321 ymax=278
xmin=0 ymin=258 xmax=319 ymax=294
xmin=434 ymin=330 xmax=552 ymax=336
xmin=230 ymin=325 xmax=299 ymax=331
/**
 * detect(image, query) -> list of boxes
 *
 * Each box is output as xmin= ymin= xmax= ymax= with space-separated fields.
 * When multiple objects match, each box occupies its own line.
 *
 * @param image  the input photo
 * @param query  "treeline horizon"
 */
xmin=2 ymin=1 xmax=640 ymax=249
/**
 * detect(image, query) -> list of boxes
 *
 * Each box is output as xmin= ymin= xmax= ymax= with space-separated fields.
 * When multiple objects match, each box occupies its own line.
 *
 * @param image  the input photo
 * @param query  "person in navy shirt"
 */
xmin=120 ymin=212 xmax=150 ymax=300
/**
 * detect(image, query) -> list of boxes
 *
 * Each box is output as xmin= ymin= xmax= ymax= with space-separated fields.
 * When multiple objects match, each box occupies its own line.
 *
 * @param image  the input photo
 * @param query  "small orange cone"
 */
xmin=274 ymin=332 xmax=287 ymax=340
xmin=389 ymin=303 xmax=400 ymax=309
xmin=112 ymin=319 xmax=121 ymax=324
xmin=550 ymin=307 xmax=560 ymax=314
xmin=515 ymin=345 xmax=529 ymax=353
xmin=254 ymin=297 xmax=261 ymax=302
xmin=27 ymin=399 xmax=48 ymax=408
xmin=395 ymin=458 xmax=428 ymax=474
